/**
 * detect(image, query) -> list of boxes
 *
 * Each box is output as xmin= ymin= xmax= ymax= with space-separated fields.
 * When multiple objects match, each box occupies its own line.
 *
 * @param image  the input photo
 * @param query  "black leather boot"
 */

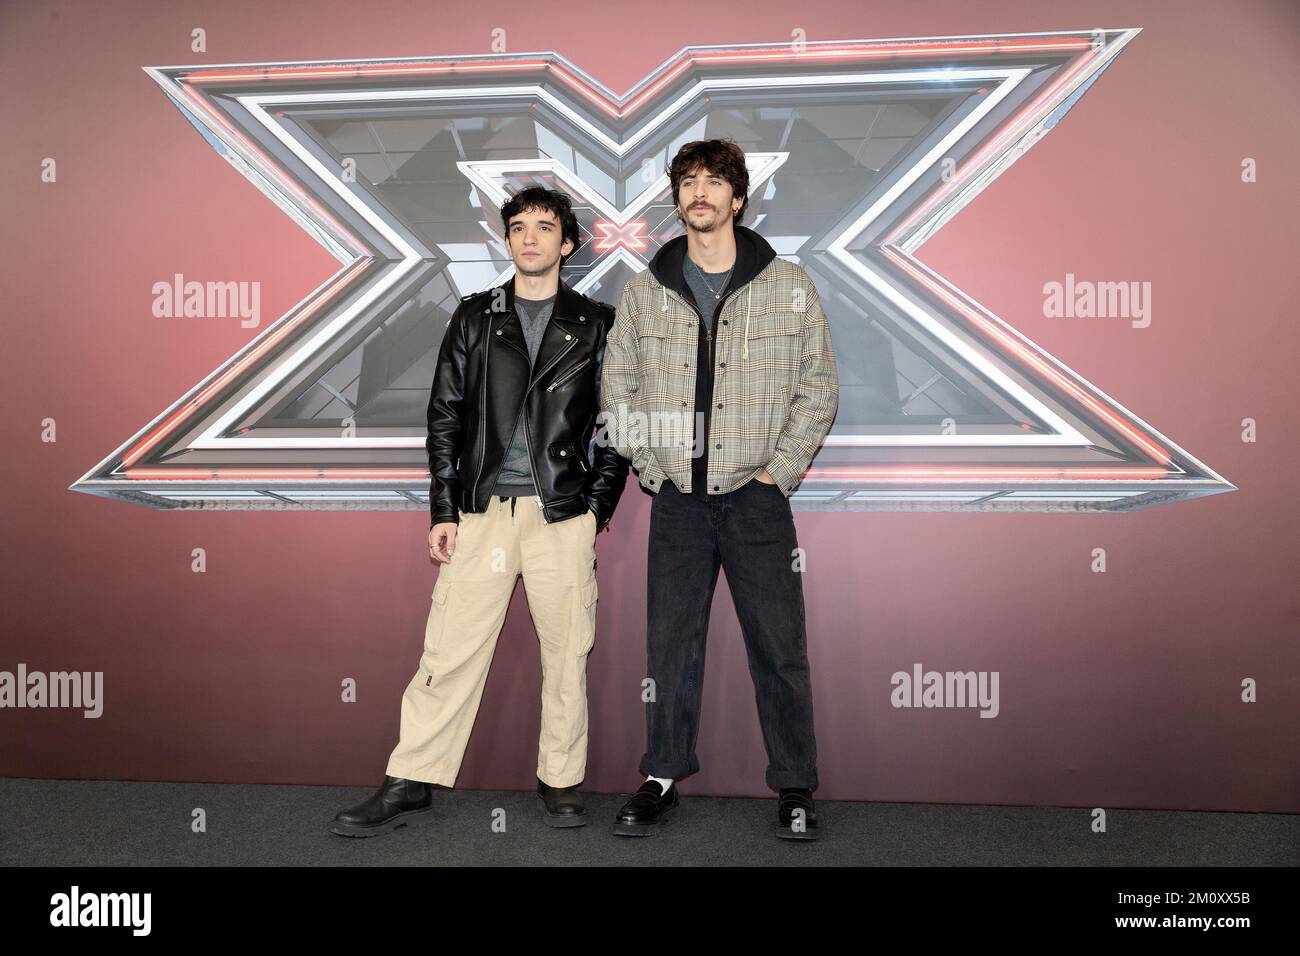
xmin=537 ymin=777 xmax=587 ymax=828
xmin=775 ymin=787 xmax=819 ymax=840
xmin=330 ymin=774 xmax=436 ymax=837
xmin=612 ymin=779 xmax=679 ymax=836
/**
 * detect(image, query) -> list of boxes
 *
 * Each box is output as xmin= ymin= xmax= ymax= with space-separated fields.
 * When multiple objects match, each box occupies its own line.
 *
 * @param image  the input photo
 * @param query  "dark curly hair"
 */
xmin=668 ymin=139 xmax=750 ymax=225
xmin=500 ymin=186 xmax=581 ymax=262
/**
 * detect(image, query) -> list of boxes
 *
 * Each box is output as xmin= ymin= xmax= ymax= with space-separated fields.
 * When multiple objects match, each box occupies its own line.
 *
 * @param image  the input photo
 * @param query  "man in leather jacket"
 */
xmin=331 ymin=187 xmax=628 ymax=836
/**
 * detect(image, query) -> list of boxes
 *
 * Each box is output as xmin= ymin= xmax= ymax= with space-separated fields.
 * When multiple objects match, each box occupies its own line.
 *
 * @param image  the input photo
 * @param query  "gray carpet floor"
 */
xmin=2 ymin=778 xmax=1295 ymax=866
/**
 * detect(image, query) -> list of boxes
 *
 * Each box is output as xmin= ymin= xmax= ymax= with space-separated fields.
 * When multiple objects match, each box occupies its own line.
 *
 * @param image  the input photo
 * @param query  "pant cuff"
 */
xmin=765 ymin=769 xmax=818 ymax=790
xmin=639 ymin=755 xmax=698 ymax=780
xmin=385 ymin=760 xmax=455 ymax=788
xmin=538 ymin=772 xmax=585 ymax=789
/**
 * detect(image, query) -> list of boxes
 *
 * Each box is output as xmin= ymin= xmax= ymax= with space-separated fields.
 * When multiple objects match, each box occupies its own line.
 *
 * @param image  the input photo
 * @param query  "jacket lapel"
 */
xmin=487 ymin=278 xmax=529 ymax=362
xmin=525 ymin=280 xmax=587 ymax=390
xmin=482 ymin=276 xmax=588 ymax=388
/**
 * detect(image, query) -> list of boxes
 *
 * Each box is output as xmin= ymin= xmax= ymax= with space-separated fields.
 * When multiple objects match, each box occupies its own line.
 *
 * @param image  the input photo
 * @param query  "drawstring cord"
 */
xmin=743 ymin=283 xmax=752 ymax=361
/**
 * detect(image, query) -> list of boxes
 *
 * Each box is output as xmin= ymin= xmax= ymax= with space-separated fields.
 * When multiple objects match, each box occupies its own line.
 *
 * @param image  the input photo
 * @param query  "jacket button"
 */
xmin=722 ymin=320 xmax=728 ymax=325
xmin=719 ymin=362 xmax=726 ymax=368
xmin=496 ymin=329 xmax=502 ymax=335
xmin=565 ymin=334 xmax=572 ymax=341
xmin=559 ymin=449 xmax=567 ymax=456
xmin=713 ymin=485 xmax=720 ymax=491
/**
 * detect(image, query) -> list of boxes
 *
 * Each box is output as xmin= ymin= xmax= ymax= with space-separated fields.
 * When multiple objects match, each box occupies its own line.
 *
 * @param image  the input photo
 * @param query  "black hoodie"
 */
xmin=647 ymin=224 xmax=778 ymax=497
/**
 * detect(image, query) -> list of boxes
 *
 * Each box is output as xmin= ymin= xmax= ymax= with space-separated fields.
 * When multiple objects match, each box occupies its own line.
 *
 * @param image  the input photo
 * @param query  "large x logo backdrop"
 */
xmin=72 ymin=30 xmax=1235 ymax=513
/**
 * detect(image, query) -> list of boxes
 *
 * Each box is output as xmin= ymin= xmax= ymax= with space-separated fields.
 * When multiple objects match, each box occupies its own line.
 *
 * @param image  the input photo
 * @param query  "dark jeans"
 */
xmin=639 ymin=477 xmax=818 ymax=790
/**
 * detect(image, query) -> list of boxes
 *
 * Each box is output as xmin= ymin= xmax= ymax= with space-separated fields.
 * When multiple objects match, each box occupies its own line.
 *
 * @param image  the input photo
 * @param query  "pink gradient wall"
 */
xmin=2 ymin=0 xmax=1296 ymax=811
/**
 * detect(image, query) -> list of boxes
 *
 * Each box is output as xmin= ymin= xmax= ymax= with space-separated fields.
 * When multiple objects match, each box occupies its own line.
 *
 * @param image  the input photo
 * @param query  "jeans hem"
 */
xmin=765 ymin=770 xmax=819 ymax=790
xmin=639 ymin=756 xmax=698 ymax=780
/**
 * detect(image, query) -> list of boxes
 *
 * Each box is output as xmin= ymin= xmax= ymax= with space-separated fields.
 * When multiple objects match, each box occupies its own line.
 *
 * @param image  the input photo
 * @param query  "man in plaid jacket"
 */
xmin=600 ymin=139 xmax=838 ymax=839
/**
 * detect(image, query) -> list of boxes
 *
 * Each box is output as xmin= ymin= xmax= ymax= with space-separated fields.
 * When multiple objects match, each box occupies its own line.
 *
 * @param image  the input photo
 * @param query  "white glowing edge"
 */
xmin=189 ymin=66 xmax=1078 ymax=450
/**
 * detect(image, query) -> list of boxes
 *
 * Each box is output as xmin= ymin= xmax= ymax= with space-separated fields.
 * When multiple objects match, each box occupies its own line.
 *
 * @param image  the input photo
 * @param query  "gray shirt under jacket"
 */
xmin=682 ymin=254 xmax=734 ymax=334
xmin=492 ymin=292 xmax=556 ymax=497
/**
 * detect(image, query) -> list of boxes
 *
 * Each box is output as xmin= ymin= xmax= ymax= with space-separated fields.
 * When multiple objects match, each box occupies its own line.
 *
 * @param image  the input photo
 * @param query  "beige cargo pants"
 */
xmin=386 ymin=494 xmax=599 ymax=789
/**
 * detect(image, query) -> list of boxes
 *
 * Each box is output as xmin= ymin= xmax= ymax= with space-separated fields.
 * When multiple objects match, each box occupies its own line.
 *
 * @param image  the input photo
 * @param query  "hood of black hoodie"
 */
xmin=648 ymin=223 xmax=777 ymax=303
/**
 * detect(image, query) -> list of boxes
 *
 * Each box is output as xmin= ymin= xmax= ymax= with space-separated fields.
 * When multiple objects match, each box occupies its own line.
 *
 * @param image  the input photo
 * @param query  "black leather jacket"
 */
xmin=426 ymin=277 xmax=628 ymax=530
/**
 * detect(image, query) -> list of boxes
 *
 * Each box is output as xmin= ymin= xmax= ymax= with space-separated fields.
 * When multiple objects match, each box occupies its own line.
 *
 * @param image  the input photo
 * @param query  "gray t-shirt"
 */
xmin=493 ymin=292 xmax=556 ymax=496
xmin=683 ymin=254 xmax=735 ymax=331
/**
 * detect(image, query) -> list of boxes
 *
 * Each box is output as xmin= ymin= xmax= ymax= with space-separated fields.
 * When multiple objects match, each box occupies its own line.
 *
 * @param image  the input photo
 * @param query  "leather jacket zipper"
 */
xmin=522 ymin=404 xmax=545 ymax=520
xmin=471 ymin=313 xmax=492 ymax=505
xmin=546 ymin=357 xmax=590 ymax=392
xmin=522 ymin=335 xmax=578 ymax=523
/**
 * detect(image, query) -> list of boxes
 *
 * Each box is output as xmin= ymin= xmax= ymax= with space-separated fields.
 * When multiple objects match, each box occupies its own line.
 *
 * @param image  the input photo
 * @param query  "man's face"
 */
xmin=505 ymin=206 xmax=574 ymax=276
xmin=676 ymin=165 xmax=741 ymax=234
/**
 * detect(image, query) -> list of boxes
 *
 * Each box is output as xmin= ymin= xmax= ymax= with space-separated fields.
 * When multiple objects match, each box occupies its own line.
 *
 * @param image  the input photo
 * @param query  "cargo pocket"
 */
xmin=573 ymin=577 xmax=598 ymax=656
xmin=424 ymin=575 xmax=454 ymax=659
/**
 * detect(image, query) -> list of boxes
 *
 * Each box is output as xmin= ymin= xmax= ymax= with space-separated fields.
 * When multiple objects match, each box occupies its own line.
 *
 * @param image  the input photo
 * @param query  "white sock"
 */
xmin=645 ymin=774 xmax=674 ymax=793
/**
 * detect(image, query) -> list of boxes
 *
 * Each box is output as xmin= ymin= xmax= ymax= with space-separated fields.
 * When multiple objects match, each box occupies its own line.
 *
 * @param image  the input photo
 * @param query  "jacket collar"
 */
xmin=488 ymin=275 xmax=590 ymax=387
xmin=500 ymin=274 xmax=588 ymax=328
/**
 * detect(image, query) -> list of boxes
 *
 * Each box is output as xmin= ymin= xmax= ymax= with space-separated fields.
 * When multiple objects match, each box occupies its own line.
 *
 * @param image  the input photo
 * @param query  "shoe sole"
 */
xmin=541 ymin=808 xmax=588 ymax=828
xmin=611 ymin=803 xmax=678 ymax=836
xmin=538 ymin=806 xmax=590 ymax=827
xmin=538 ymin=790 xmax=588 ymax=827
xmin=329 ymin=805 xmax=437 ymax=838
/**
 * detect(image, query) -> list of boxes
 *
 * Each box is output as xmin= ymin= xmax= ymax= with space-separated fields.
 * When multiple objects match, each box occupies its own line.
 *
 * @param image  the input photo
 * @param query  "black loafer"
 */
xmin=612 ymin=779 xmax=679 ymax=836
xmin=538 ymin=777 xmax=587 ymax=828
xmin=774 ymin=788 xmax=819 ymax=840
xmin=330 ymin=774 xmax=436 ymax=837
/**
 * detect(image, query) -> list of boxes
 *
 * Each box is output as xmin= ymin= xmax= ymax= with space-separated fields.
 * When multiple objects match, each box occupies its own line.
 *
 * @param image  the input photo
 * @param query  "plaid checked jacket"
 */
xmin=601 ymin=254 xmax=838 ymax=496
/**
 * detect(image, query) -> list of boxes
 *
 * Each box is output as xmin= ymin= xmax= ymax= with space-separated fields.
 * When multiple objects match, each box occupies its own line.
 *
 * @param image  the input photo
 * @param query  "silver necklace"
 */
xmin=690 ymin=258 xmax=734 ymax=299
